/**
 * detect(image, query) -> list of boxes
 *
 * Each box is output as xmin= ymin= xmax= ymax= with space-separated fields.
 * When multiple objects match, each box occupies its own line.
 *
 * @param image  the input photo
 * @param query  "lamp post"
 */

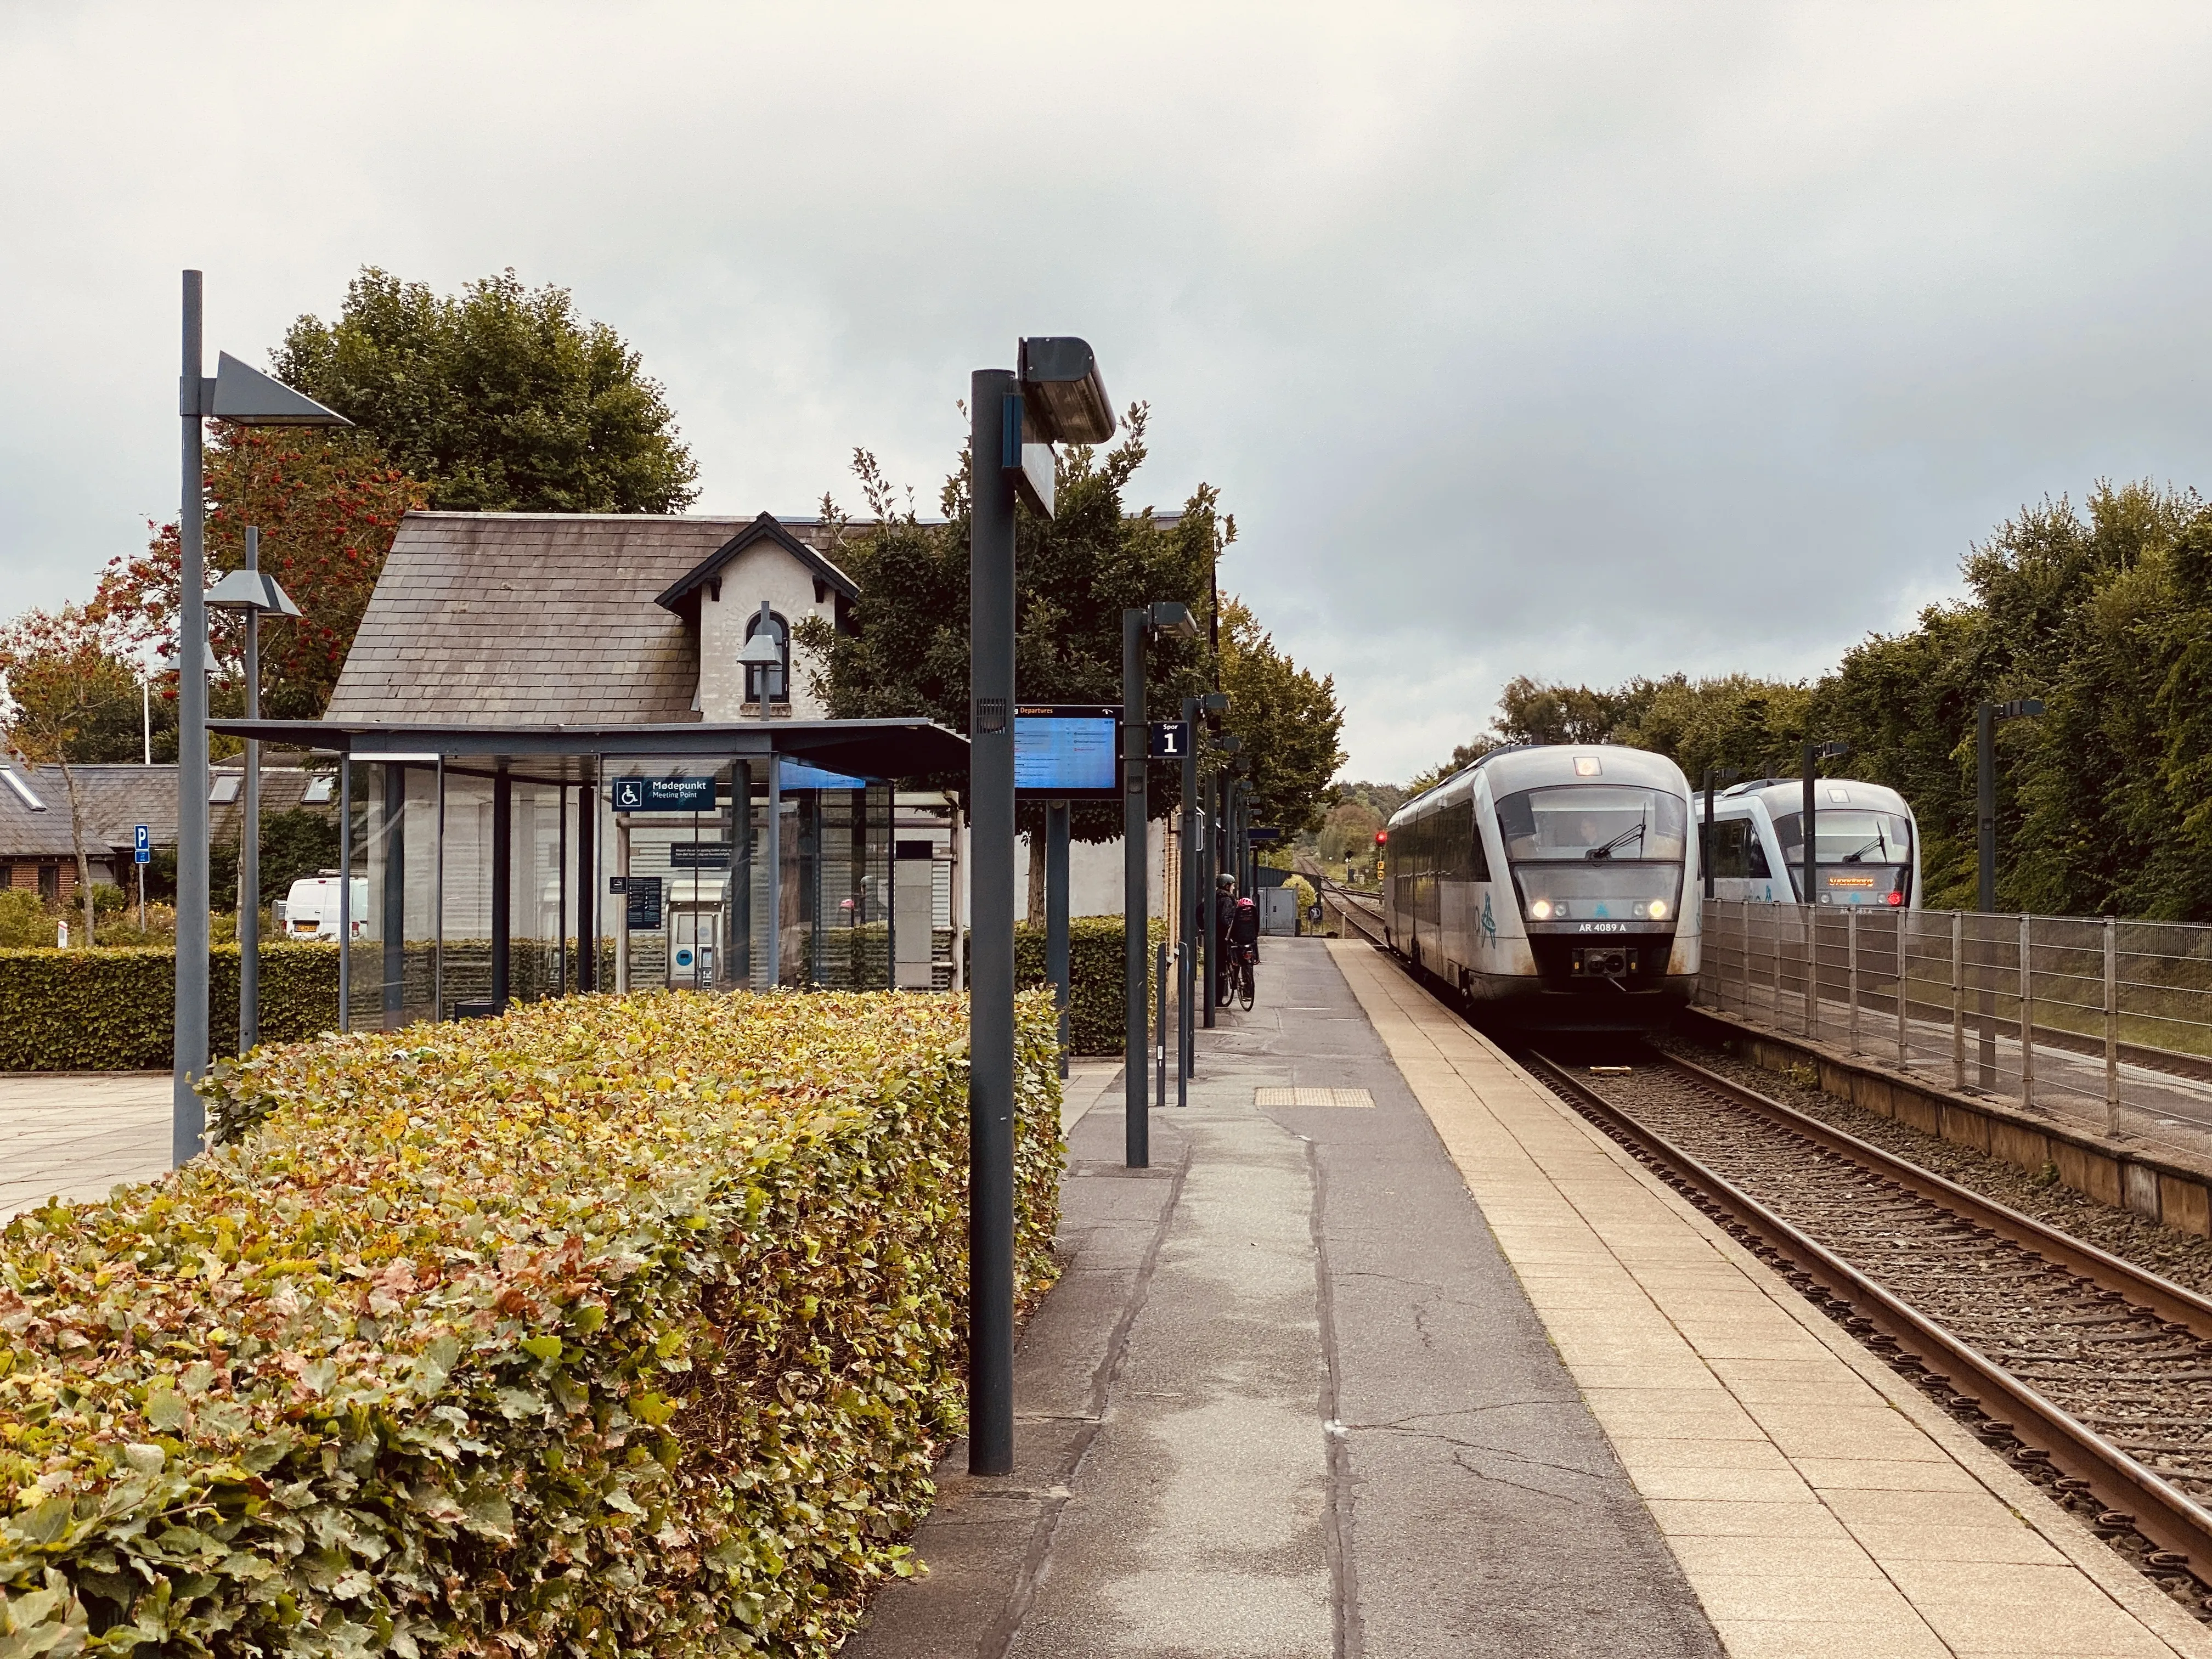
xmin=1701 ymin=766 xmax=1742 ymax=900
xmin=1975 ymin=698 xmax=2044 ymax=1084
xmin=1122 ymin=601 xmax=1198 ymax=1170
xmin=1178 ymin=690 xmax=1228 ymax=1098
xmin=1799 ymin=741 xmax=1849 ymax=907
xmin=204 ymin=526 xmax=301 ymax=1054
xmin=969 ymin=336 xmax=1114 ymax=1478
xmin=172 ymin=273 xmax=348 ymax=1167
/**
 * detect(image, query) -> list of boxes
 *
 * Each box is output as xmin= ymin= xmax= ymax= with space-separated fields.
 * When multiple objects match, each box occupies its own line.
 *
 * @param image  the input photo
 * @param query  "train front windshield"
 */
xmin=1497 ymin=785 xmax=1687 ymax=926
xmin=1771 ymin=809 xmax=1914 ymax=905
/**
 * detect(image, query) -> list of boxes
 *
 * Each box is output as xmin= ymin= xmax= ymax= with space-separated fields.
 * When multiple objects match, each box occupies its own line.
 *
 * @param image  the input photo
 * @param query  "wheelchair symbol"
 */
xmin=614 ymin=780 xmax=645 ymax=809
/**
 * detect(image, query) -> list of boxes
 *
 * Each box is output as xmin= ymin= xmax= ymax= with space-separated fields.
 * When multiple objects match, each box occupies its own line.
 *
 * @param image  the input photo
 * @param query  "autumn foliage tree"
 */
xmin=0 ymin=602 xmax=142 ymax=943
xmin=99 ymin=427 xmax=428 ymax=721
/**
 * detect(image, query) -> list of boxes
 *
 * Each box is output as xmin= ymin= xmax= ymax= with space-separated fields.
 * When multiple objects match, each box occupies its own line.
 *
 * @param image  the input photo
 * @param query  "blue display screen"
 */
xmin=1014 ymin=710 xmax=1119 ymax=795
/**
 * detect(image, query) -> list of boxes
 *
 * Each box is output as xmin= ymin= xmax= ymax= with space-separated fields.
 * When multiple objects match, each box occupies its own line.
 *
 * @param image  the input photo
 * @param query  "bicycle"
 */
xmin=1217 ymin=942 xmax=1256 ymax=1011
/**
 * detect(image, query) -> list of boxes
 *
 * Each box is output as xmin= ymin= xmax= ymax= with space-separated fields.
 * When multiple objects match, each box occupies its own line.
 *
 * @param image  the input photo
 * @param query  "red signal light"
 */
xmin=1374 ymin=831 xmax=1387 ymax=845
xmin=1884 ymin=890 xmax=1905 ymax=907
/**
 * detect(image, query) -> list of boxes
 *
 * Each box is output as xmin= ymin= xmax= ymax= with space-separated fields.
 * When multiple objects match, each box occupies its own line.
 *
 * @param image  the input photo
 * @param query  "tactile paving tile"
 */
xmin=1252 ymin=1086 xmax=1375 ymax=1108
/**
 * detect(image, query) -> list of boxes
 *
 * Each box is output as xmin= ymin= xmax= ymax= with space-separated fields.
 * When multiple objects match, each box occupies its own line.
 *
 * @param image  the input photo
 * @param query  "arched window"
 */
xmin=743 ymin=609 xmax=791 ymax=704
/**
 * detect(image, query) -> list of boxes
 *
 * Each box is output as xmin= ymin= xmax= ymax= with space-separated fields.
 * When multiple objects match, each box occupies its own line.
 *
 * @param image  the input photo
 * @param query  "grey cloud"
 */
xmin=4 ymin=3 xmax=2210 ymax=781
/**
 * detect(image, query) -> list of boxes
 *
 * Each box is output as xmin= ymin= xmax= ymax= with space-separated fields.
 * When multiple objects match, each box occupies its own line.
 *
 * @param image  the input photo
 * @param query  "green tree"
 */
xmin=0 ymin=602 xmax=141 ymax=944
xmin=273 ymin=267 xmax=699 ymax=515
xmin=798 ymin=414 xmax=1222 ymax=913
xmin=1215 ymin=596 xmax=1345 ymax=839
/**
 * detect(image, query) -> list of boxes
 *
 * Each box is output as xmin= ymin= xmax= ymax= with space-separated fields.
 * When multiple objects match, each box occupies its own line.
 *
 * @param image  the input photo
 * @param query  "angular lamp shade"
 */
xmin=737 ymin=633 xmax=783 ymax=668
xmin=1147 ymin=601 xmax=1199 ymax=637
xmin=204 ymin=568 xmax=303 ymax=617
xmin=1017 ymin=337 xmax=1114 ymax=445
xmin=211 ymin=353 xmax=351 ymax=427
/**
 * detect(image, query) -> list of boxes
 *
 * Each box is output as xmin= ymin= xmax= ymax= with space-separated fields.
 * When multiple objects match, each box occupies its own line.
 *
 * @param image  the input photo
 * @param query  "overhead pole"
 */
xmin=1123 ymin=607 xmax=1149 ymax=1169
xmin=967 ymin=368 xmax=1019 ymax=1477
xmin=1178 ymin=695 xmax=1198 ymax=1102
xmin=172 ymin=272 xmax=209 ymax=1167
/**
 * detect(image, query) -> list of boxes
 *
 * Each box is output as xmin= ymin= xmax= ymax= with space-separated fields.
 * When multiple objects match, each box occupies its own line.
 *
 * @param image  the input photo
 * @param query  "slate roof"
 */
xmin=326 ymin=512 xmax=861 ymax=727
xmin=0 ymin=765 xmax=329 ymax=860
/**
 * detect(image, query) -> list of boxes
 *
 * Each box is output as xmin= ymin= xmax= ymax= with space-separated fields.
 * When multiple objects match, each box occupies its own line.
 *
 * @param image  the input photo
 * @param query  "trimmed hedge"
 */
xmin=0 ymin=988 xmax=1064 ymax=1658
xmin=0 ymin=945 xmax=339 ymax=1072
xmin=973 ymin=917 xmax=1168 ymax=1056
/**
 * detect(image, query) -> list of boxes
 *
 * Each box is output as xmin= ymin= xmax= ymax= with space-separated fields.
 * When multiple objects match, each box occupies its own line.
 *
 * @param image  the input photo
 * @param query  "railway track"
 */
xmin=1319 ymin=872 xmax=2212 ymax=1607
xmin=1530 ymin=1049 xmax=2212 ymax=1610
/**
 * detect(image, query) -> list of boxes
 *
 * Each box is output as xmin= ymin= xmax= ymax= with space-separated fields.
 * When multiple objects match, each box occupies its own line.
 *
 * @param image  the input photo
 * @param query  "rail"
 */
xmin=1527 ymin=1046 xmax=2212 ymax=1599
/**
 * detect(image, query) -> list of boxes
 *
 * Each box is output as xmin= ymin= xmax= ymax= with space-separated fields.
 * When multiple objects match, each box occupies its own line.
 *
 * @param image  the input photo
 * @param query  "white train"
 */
xmin=1702 ymin=777 xmax=1921 ymax=910
xmin=1383 ymin=744 xmax=1700 ymax=1031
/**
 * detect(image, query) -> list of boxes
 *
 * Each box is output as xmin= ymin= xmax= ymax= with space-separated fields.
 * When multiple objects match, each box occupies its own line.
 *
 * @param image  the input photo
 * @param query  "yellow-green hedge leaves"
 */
xmin=0 ymin=988 xmax=1063 ymax=1658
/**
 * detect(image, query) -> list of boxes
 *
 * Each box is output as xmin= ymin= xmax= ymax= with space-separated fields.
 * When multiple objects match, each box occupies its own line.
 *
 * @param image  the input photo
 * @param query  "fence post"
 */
xmin=1772 ymin=904 xmax=1784 ymax=1026
xmin=1737 ymin=901 xmax=1750 ymax=1014
xmin=2103 ymin=916 xmax=2119 ymax=1136
xmin=1896 ymin=904 xmax=1909 ymax=1066
xmin=1846 ymin=906 xmax=1860 ymax=1054
xmin=2018 ymin=912 xmax=2034 ymax=1110
xmin=1950 ymin=910 xmax=1964 ymax=1091
xmin=1803 ymin=904 xmax=1818 ymax=1040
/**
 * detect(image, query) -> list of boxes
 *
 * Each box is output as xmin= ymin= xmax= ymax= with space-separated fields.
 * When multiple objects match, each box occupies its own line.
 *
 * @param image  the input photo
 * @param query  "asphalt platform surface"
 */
xmin=846 ymin=936 xmax=1719 ymax=1657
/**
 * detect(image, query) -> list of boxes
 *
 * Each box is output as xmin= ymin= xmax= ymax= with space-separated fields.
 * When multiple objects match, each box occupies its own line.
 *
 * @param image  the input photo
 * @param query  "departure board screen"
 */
xmin=1014 ymin=706 xmax=1120 ymax=798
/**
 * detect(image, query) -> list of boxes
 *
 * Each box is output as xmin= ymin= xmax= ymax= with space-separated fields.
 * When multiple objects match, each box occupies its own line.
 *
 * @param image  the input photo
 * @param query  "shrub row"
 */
xmin=976 ymin=917 xmax=1167 ymax=1056
xmin=0 ymin=988 xmax=1065 ymax=1658
xmin=0 ymin=945 xmax=339 ymax=1072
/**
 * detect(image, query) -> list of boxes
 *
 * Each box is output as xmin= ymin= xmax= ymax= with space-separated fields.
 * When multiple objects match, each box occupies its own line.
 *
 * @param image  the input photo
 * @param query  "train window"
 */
xmin=1705 ymin=818 xmax=1770 ymax=879
xmin=1773 ymin=809 xmax=1911 ymax=866
xmin=1496 ymin=786 xmax=1687 ymax=862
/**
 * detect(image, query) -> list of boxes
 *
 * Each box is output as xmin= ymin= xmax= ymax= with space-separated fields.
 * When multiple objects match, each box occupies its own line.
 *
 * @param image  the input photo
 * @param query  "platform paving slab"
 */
xmin=0 ymin=1071 xmax=170 ymax=1220
xmin=1329 ymin=936 xmax=2212 ymax=1659
xmin=848 ymin=936 xmax=1717 ymax=1657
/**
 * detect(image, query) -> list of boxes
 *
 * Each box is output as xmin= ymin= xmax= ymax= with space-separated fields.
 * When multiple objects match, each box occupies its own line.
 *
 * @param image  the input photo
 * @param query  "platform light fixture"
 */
xmin=172 ymin=274 xmax=351 ymax=1172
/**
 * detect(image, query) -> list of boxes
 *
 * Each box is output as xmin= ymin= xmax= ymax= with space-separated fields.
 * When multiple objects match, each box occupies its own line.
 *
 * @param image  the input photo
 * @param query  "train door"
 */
xmin=1706 ymin=810 xmax=1785 ymax=905
xmin=667 ymin=905 xmax=719 ymax=990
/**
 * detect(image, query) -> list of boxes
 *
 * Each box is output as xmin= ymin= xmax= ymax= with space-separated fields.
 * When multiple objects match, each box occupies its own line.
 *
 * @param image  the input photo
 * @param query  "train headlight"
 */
xmin=1530 ymin=899 xmax=1554 ymax=920
xmin=1647 ymin=898 xmax=1668 ymax=921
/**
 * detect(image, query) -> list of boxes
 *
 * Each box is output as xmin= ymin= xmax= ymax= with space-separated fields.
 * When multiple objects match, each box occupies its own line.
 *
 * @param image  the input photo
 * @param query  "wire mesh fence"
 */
xmin=1695 ymin=900 xmax=2212 ymax=1153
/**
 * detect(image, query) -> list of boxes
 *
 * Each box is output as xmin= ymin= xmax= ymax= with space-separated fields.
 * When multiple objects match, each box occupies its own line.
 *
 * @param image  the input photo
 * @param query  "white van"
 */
xmin=275 ymin=874 xmax=369 ymax=939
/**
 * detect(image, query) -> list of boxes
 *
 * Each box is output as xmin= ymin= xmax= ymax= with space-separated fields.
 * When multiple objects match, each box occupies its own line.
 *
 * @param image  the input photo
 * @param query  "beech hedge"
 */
xmin=0 ymin=945 xmax=340 ymax=1073
xmin=977 ymin=918 xmax=1166 ymax=1056
xmin=0 ymin=988 xmax=1064 ymax=1658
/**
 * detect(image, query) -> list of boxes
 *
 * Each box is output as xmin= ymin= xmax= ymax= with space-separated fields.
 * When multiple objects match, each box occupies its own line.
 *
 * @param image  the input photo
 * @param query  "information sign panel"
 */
xmin=1014 ymin=704 xmax=1120 ymax=799
xmin=671 ymin=842 xmax=732 ymax=869
xmin=134 ymin=825 xmax=150 ymax=865
xmin=625 ymin=875 xmax=664 ymax=930
xmin=611 ymin=777 xmax=715 ymax=812
xmin=1147 ymin=720 xmax=1190 ymax=759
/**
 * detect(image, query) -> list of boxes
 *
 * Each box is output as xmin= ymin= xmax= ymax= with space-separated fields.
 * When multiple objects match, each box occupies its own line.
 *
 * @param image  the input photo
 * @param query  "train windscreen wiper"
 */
xmin=1585 ymin=823 xmax=1645 ymax=860
xmin=1838 ymin=834 xmax=1888 ymax=864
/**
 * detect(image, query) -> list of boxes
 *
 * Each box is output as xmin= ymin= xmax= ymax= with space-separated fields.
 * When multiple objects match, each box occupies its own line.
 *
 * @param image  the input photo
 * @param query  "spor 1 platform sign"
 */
xmin=611 ymin=776 xmax=715 ymax=812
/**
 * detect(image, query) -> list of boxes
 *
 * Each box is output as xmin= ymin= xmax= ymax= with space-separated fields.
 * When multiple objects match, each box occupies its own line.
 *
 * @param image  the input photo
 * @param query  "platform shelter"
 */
xmin=213 ymin=716 xmax=966 ymax=1030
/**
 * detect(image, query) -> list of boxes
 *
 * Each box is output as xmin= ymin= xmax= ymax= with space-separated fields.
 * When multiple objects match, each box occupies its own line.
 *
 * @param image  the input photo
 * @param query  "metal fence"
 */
xmin=1695 ymin=900 xmax=2212 ymax=1137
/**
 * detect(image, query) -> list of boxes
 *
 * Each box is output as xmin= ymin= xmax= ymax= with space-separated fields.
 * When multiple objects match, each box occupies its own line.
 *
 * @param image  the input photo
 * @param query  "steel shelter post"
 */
xmin=1203 ymin=772 xmax=1218 ymax=1028
xmin=1178 ymin=695 xmax=1197 ymax=1101
xmin=492 ymin=765 xmax=511 ymax=1011
xmin=966 ymin=369 xmax=1019 ymax=1477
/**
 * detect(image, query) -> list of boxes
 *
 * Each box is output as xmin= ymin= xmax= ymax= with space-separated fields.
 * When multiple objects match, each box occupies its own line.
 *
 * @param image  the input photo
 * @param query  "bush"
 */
xmin=0 ymin=944 xmax=338 ymax=1071
xmin=0 ymin=988 xmax=1064 ymax=1658
xmin=0 ymin=893 xmax=51 ymax=950
xmin=968 ymin=917 xmax=1167 ymax=1055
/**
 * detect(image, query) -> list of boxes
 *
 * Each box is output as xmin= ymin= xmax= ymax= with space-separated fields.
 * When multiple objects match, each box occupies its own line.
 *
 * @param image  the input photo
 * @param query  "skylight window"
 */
xmin=301 ymin=775 xmax=336 ymax=805
xmin=210 ymin=775 xmax=241 ymax=805
xmin=0 ymin=768 xmax=47 ymax=811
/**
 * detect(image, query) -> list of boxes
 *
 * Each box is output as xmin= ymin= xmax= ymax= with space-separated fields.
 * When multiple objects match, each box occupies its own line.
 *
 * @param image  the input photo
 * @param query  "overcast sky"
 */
xmin=5 ymin=3 xmax=2210 ymax=782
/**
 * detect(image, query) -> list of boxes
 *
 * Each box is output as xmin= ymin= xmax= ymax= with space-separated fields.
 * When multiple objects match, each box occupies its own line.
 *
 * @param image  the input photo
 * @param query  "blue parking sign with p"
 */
xmin=134 ymin=825 xmax=150 ymax=865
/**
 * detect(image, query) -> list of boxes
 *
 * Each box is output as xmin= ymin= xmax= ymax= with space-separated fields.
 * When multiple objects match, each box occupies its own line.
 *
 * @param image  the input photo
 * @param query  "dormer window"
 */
xmin=743 ymin=608 xmax=791 ymax=704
